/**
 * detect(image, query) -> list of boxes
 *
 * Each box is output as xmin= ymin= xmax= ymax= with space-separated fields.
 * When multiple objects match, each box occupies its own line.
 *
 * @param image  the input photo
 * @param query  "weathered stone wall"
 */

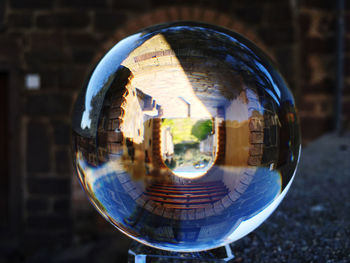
xmin=0 ymin=0 xmax=348 ymax=252
xmin=298 ymin=0 xmax=350 ymax=142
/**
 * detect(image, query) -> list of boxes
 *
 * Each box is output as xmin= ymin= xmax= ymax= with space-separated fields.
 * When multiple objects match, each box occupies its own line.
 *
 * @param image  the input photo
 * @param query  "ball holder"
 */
xmin=128 ymin=241 xmax=234 ymax=262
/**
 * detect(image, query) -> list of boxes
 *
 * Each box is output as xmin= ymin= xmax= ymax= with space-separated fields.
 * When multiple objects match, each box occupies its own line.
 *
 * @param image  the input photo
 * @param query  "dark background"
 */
xmin=0 ymin=0 xmax=349 ymax=262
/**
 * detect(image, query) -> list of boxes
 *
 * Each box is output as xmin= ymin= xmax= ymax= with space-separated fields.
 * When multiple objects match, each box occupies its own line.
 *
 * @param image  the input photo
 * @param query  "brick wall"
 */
xmin=298 ymin=0 xmax=350 ymax=142
xmin=0 ymin=0 xmax=347 ymax=253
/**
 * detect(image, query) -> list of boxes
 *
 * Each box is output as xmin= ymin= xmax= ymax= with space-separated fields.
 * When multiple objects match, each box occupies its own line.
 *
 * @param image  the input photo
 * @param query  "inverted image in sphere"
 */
xmin=72 ymin=22 xmax=301 ymax=252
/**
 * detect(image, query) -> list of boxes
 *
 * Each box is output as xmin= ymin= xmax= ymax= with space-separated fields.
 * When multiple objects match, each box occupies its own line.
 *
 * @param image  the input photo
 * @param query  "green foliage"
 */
xmin=191 ymin=119 xmax=213 ymax=141
xmin=162 ymin=118 xmax=198 ymax=144
xmin=162 ymin=118 xmax=213 ymax=170
xmin=161 ymin=118 xmax=213 ymax=144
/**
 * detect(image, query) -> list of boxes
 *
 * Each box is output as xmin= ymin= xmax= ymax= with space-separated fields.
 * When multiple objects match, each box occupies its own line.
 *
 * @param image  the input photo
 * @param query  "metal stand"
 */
xmin=128 ymin=241 xmax=234 ymax=263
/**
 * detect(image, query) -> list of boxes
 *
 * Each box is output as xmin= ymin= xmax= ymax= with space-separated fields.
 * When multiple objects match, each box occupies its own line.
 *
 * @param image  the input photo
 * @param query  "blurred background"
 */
xmin=0 ymin=0 xmax=349 ymax=262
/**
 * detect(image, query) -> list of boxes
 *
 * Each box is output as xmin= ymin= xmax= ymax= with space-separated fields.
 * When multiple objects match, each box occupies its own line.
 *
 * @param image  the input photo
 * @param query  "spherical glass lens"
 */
xmin=72 ymin=22 xmax=301 ymax=252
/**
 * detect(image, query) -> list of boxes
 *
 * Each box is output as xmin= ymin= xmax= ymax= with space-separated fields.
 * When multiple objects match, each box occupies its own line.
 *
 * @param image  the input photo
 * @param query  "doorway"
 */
xmin=0 ymin=72 xmax=9 ymax=227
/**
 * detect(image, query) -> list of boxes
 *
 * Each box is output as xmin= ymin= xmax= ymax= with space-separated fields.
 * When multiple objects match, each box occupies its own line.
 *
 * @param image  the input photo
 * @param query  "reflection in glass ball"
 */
xmin=71 ymin=22 xmax=301 ymax=252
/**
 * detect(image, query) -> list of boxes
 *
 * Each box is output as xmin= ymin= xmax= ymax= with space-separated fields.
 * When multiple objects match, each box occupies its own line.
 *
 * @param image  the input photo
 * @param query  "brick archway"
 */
xmin=73 ymin=7 xmax=276 ymax=213
xmin=72 ymin=6 xmax=279 ymax=211
xmin=94 ymin=6 xmax=273 ymax=64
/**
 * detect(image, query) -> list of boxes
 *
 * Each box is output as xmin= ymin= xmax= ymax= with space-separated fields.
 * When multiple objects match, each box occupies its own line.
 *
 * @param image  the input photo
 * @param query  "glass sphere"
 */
xmin=71 ymin=22 xmax=301 ymax=252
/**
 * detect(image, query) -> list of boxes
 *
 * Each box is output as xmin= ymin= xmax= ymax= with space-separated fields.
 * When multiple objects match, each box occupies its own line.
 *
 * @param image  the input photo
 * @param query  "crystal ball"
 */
xmin=71 ymin=22 xmax=301 ymax=252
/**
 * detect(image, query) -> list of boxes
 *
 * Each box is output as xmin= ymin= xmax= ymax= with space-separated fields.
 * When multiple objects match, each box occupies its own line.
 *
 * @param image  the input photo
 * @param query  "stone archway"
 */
xmin=72 ymin=6 xmax=277 ymax=222
xmin=93 ymin=6 xmax=273 ymax=65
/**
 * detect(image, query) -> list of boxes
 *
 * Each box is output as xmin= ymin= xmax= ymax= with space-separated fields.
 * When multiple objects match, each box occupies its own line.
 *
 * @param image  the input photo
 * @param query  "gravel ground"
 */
xmin=230 ymin=132 xmax=350 ymax=263
xmin=22 ymin=132 xmax=350 ymax=263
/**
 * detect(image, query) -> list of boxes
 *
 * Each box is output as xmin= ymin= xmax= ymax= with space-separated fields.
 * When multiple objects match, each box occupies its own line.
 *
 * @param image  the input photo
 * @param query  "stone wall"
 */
xmin=0 ymin=0 xmax=348 ymax=253
xmin=298 ymin=0 xmax=350 ymax=142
